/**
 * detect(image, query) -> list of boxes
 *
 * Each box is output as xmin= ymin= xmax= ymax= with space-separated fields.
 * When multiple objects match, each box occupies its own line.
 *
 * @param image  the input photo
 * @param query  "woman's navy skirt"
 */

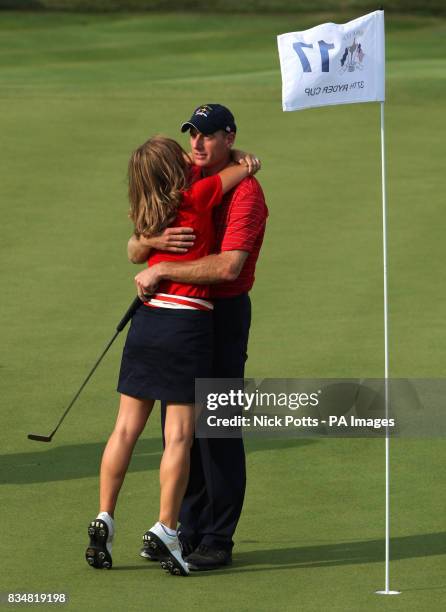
xmin=117 ymin=305 xmax=213 ymax=404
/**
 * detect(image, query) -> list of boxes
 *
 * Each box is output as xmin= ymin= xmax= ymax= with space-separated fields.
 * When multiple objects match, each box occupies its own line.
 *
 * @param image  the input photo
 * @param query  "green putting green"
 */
xmin=1 ymin=10 xmax=445 ymax=611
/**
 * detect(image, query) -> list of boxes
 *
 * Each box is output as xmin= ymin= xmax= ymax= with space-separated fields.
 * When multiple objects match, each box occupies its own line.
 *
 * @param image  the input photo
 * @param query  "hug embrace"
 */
xmin=85 ymin=104 xmax=268 ymax=576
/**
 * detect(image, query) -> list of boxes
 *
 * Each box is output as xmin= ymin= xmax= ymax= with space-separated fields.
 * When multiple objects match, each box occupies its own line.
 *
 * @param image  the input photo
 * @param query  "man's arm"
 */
xmin=128 ymin=234 xmax=151 ymax=264
xmin=127 ymin=228 xmax=196 ymax=263
xmin=134 ymin=251 xmax=248 ymax=299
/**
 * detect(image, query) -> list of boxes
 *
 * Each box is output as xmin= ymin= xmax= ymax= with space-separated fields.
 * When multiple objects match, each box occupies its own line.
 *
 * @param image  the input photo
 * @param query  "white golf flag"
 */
xmin=278 ymin=10 xmax=385 ymax=111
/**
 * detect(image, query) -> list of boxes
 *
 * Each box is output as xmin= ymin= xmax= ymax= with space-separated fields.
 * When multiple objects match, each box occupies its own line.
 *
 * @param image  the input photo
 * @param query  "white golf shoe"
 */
xmin=85 ymin=513 xmax=114 ymax=569
xmin=142 ymin=522 xmax=189 ymax=576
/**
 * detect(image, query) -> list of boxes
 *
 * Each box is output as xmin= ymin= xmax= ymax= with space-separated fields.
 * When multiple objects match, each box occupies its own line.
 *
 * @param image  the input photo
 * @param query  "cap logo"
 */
xmin=195 ymin=105 xmax=212 ymax=118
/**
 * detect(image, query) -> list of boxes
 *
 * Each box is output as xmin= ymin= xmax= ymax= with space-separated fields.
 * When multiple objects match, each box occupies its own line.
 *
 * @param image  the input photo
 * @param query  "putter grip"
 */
xmin=116 ymin=296 xmax=143 ymax=332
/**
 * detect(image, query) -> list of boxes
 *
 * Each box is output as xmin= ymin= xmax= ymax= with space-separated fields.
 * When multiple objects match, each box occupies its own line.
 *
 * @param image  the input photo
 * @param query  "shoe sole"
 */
xmin=85 ymin=520 xmax=112 ymax=570
xmin=143 ymin=531 xmax=189 ymax=577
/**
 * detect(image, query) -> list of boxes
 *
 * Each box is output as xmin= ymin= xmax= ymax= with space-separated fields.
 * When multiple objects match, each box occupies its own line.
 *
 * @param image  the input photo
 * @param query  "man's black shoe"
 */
xmin=178 ymin=537 xmax=196 ymax=560
xmin=185 ymin=544 xmax=232 ymax=571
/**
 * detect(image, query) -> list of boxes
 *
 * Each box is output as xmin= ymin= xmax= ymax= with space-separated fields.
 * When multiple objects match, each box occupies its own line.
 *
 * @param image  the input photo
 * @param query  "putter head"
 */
xmin=28 ymin=434 xmax=52 ymax=443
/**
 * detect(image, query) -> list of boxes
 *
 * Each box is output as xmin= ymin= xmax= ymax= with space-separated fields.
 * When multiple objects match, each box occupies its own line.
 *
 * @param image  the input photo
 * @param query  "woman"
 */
xmin=85 ymin=136 xmax=259 ymax=576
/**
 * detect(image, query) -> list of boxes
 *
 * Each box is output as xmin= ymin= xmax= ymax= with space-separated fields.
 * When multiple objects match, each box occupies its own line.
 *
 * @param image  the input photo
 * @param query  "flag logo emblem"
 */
xmin=339 ymin=37 xmax=365 ymax=74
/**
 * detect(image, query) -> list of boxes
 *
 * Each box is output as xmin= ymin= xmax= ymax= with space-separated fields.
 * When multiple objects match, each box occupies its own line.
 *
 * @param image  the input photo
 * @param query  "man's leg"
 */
xmin=187 ymin=294 xmax=251 ymax=568
xmin=198 ymin=436 xmax=246 ymax=550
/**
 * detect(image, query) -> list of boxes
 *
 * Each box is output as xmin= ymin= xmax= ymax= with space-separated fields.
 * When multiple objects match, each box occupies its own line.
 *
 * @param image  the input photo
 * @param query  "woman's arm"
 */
xmin=187 ymin=148 xmax=260 ymax=174
xmin=218 ymin=159 xmax=260 ymax=194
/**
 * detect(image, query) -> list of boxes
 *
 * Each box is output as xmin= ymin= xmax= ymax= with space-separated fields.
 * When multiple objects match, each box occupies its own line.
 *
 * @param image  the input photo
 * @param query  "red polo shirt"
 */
xmin=211 ymin=176 xmax=268 ymax=298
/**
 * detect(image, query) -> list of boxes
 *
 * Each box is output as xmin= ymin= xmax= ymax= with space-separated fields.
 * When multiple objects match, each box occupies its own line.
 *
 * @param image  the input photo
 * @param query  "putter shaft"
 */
xmin=28 ymin=296 xmax=142 ymax=442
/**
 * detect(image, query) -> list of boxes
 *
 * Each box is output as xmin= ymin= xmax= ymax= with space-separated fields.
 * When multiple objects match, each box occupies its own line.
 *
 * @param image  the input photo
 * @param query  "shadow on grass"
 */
xmin=205 ymin=532 xmax=446 ymax=575
xmin=1 ymin=437 xmax=314 ymax=485
xmin=99 ymin=532 xmax=446 ymax=576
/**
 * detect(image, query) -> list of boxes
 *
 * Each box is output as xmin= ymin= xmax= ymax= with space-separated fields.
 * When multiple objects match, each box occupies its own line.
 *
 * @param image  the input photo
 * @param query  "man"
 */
xmin=129 ymin=104 xmax=268 ymax=570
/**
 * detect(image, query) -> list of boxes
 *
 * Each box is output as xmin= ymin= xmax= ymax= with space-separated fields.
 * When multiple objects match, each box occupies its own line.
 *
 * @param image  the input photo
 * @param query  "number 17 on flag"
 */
xmin=293 ymin=40 xmax=335 ymax=73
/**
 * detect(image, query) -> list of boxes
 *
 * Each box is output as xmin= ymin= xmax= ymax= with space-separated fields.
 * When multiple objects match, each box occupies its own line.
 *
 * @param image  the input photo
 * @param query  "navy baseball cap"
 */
xmin=181 ymin=104 xmax=237 ymax=136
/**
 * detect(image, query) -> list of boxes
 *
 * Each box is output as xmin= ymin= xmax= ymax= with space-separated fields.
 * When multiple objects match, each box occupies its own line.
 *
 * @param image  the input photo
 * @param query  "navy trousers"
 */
xmin=161 ymin=293 xmax=251 ymax=551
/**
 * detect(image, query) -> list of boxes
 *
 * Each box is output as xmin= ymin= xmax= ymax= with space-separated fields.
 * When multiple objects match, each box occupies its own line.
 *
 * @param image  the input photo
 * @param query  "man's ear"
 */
xmin=226 ymin=132 xmax=236 ymax=148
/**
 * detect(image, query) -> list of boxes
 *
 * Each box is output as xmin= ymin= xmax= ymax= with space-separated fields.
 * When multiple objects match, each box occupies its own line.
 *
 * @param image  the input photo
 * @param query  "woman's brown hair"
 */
xmin=128 ymin=136 xmax=190 ymax=237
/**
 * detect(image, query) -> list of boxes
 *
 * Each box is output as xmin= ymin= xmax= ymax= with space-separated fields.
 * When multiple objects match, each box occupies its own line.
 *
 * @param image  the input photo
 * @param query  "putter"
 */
xmin=28 ymin=296 xmax=143 ymax=443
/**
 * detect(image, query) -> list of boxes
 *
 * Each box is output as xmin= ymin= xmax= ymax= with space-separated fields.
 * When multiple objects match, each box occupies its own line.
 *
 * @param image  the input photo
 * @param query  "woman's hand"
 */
xmin=232 ymin=149 xmax=261 ymax=175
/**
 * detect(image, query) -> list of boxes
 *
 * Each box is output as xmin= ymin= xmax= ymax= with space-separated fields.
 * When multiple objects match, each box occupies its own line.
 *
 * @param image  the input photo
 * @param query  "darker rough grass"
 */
xmin=1 ymin=1 xmax=445 ymax=16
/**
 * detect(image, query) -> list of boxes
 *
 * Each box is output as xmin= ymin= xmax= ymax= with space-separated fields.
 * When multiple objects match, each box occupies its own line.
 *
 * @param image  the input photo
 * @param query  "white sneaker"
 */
xmin=142 ymin=522 xmax=189 ymax=576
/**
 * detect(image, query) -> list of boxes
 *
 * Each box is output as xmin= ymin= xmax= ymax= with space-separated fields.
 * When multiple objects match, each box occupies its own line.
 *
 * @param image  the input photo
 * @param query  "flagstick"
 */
xmin=376 ymin=101 xmax=400 ymax=596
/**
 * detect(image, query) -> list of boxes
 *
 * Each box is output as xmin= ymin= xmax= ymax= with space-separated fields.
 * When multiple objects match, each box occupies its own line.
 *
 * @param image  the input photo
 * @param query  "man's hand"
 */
xmin=141 ymin=227 xmax=196 ymax=253
xmin=128 ymin=227 xmax=195 ymax=263
xmin=134 ymin=265 xmax=163 ymax=301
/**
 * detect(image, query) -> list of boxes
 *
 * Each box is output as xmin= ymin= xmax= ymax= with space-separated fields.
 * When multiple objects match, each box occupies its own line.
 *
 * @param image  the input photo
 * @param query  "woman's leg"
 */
xmin=99 ymin=394 xmax=154 ymax=515
xmin=159 ymin=403 xmax=195 ymax=529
